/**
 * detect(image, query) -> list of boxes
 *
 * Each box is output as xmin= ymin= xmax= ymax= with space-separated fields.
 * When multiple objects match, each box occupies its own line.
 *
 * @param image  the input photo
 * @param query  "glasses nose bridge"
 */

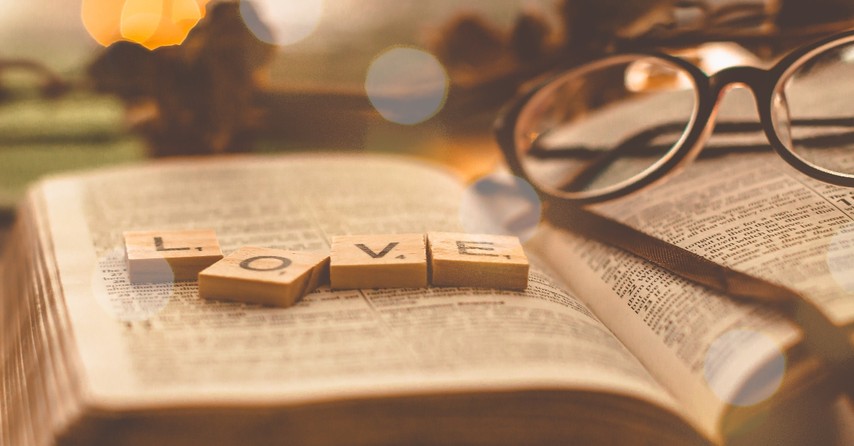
xmin=708 ymin=65 xmax=769 ymax=99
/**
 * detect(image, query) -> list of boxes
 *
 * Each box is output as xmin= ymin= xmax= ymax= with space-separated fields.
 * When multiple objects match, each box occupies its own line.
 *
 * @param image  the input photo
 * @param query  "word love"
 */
xmin=123 ymin=230 xmax=529 ymax=308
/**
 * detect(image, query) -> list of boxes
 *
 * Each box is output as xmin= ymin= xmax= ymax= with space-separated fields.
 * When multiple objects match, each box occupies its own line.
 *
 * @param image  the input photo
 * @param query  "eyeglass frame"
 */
xmin=493 ymin=28 xmax=854 ymax=205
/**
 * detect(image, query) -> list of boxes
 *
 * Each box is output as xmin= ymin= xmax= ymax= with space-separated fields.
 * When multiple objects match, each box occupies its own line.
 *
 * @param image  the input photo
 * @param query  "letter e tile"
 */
xmin=427 ymin=232 xmax=528 ymax=290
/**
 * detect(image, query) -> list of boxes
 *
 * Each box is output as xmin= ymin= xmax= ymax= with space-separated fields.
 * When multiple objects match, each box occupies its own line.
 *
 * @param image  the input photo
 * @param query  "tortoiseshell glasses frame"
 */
xmin=495 ymin=29 xmax=854 ymax=205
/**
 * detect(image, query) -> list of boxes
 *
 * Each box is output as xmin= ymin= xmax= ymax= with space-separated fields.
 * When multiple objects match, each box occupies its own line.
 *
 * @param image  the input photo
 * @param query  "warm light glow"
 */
xmin=0 ymin=2 xmax=19 ymax=25
xmin=120 ymin=0 xmax=163 ymax=45
xmin=82 ymin=0 xmax=211 ymax=50
xmin=697 ymin=43 xmax=758 ymax=74
xmin=625 ymin=43 xmax=760 ymax=93
xmin=240 ymin=0 xmax=324 ymax=46
xmin=625 ymin=58 xmax=692 ymax=93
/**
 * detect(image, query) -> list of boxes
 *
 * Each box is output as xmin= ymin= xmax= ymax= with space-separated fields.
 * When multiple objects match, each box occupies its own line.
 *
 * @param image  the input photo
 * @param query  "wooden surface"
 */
xmin=199 ymin=246 xmax=329 ymax=308
xmin=124 ymin=229 xmax=223 ymax=283
xmin=427 ymin=232 xmax=529 ymax=290
xmin=330 ymin=233 xmax=428 ymax=289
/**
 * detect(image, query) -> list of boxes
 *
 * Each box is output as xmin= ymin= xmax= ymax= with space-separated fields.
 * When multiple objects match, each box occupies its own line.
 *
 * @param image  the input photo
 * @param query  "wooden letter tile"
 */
xmin=427 ymin=232 xmax=529 ymax=290
xmin=198 ymin=247 xmax=329 ymax=307
xmin=124 ymin=229 xmax=224 ymax=284
xmin=330 ymin=234 xmax=427 ymax=289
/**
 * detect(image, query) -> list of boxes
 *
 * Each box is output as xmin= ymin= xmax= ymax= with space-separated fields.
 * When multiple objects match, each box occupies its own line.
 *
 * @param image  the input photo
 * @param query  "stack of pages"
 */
xmin=1 ymin=153 xmax=851 ymax=445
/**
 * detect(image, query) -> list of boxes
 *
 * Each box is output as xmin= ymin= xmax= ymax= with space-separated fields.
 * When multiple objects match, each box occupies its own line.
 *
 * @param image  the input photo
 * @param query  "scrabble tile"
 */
xmin=330 ymin=234 xmax=428 ymax=289
xmin=198 ymin=247 xmax=329 ymax=307
xmin=124 ymin=229 xmax=224 ymax=284
xmin=427 ymin=232 xmax=529 ymax=290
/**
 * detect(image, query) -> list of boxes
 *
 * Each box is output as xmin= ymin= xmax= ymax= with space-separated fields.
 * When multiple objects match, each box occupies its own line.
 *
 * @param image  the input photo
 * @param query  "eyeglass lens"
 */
xmin=515 ymin=56 xmax=697 ymax=196
xmin=516 ymin=39 xmax=854 ymax=198
xmin=772 ymin=40 xmax=854 ymax=176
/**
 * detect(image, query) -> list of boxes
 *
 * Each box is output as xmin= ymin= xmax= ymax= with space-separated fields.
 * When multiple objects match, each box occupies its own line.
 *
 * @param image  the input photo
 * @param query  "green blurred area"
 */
xmin=0 ymin=92 xmax=145 ymax=208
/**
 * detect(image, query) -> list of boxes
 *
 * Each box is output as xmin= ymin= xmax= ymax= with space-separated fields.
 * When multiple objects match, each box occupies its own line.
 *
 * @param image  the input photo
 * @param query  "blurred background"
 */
xmin=0 ymin=0 xmax=542 ymax=208
xmin=0 ymin=0 xmax=853 ymax=219
xmin=0 ymin=0 xmax=551 ymax=210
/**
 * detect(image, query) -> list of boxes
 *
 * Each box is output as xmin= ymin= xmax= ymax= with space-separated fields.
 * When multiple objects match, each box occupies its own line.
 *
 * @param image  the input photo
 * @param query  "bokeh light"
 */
xmin=82 ymin=0 xmax=211 ymax=50
xmin=459 ymin=172 xmax=542 ymax=242
xmin=93 ymin=247 xmax=174 ymax=322
xmin=0 ymin=2 xmax=21 ymax=26
xmin=239 ymin=0 xmax=324 ymax=46
xmin=826 ymin=223 xmax=854 ymax=293
xmin=365 ymin=46 xmax=449 ymax=125
xmin=703 ymin=329 xmax=786 ymax=407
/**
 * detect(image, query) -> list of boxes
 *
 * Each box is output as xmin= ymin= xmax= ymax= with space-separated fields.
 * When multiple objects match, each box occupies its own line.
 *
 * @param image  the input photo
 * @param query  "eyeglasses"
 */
xmin=494 ymin=29 xmax=854 ymax=204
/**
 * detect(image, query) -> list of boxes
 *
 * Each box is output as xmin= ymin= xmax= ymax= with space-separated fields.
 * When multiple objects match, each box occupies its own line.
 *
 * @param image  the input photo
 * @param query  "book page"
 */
xmin=535 ymin=81 xmax=854 ymax=326
xmin=526 ymin=88 xmax=844 ymax=439
xmin=37 ymin=154 xmax=682 ymax=423
xmin=530 ymin=225 xmax=805 ymax=439
xmin=593 ymin=149 xmax=854 ymax=327
xmin=587 ymin=85 xmax=854 ymax=327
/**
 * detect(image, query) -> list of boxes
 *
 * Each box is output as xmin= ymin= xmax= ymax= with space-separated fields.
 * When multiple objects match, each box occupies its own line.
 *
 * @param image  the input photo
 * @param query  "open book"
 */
xmin=1 ymin=153 xmax=849 ymax=446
